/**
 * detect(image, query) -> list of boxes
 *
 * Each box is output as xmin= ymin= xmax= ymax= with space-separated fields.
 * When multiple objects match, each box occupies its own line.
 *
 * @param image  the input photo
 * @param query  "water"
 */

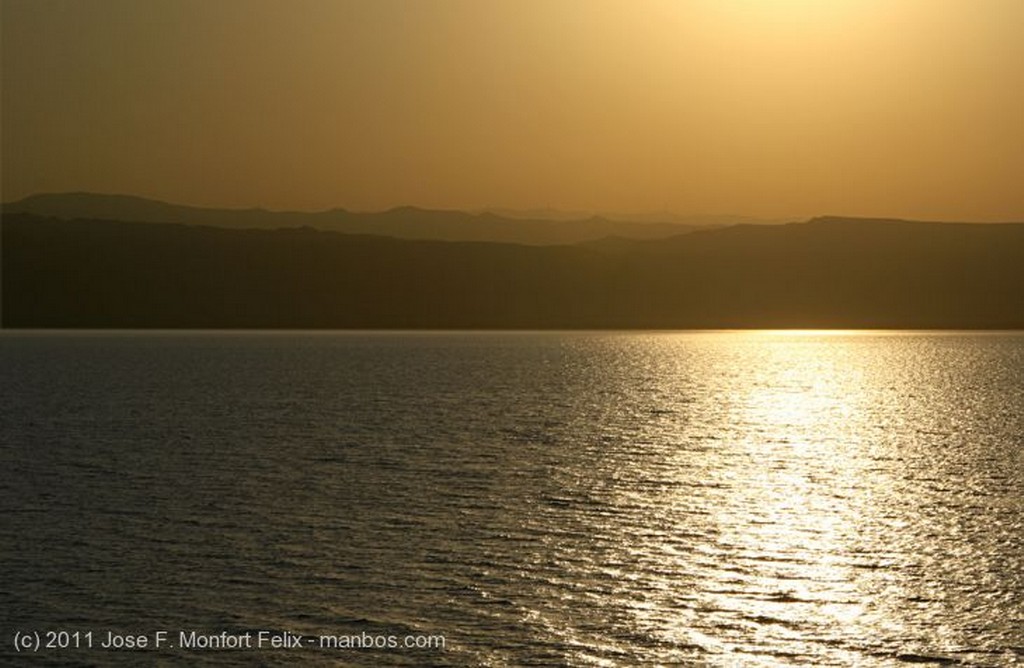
xmin=2 ymin=331 xmax=1024 ymax=666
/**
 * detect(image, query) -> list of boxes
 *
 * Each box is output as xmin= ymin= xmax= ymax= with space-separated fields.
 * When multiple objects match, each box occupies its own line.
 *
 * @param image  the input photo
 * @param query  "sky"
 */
xmin=2 ymin=0 xmax=1023 ymax=220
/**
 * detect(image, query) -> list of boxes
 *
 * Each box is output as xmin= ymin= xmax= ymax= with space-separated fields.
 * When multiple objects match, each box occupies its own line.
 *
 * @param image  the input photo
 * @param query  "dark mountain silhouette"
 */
xmin=4 ymin=212 xmax=1023 ymax=329
xmin=2 ymin=193 xmax=709 ymax=246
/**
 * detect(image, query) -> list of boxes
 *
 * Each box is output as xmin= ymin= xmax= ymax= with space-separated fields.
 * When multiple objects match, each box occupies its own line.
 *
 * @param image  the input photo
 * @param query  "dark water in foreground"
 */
xmin=2 ymin=331 xmax=1024 ymax=666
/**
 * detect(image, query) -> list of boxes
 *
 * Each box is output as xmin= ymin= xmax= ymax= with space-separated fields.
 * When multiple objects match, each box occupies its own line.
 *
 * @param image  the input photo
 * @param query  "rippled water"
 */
xmin=2 ymin=331 xmax=1024 ymax=666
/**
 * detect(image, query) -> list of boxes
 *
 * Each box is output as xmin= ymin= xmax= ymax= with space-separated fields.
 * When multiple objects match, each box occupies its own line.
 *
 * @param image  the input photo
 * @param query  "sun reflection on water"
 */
xmin=678 ymin=334 xmax=877 ymax=658
xmin=586 ymin=331 xmax=1011 ymax=665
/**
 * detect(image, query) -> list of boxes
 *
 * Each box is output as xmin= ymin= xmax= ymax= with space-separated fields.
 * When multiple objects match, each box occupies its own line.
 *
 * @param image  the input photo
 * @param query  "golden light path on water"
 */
xmin=688 ymin=332 xmax=880 ymax=658
xmin=543 ymin=331 xmax=1024 ymax=666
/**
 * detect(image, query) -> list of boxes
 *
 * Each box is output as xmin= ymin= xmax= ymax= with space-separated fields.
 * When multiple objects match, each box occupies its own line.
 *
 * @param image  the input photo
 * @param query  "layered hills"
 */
xmin=3 ymin=204 xmax=1022 ymax=329
xmin=3 ymin=193 xmax=713 ymax=246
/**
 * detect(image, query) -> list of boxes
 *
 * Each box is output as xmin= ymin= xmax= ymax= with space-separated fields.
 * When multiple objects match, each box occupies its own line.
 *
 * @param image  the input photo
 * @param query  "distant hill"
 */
xmin=4 ymin=212 xmax=1023 ymax=329
xmin=480 ymin=206 xmax=790 ymax=226
xmin=2 ymin=193 xmax=710 ymax=246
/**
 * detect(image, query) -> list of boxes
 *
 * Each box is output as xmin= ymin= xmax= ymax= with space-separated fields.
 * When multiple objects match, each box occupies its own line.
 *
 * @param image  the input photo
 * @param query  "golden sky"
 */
xmin=2 ymin=0 xmax=1022 ymax=220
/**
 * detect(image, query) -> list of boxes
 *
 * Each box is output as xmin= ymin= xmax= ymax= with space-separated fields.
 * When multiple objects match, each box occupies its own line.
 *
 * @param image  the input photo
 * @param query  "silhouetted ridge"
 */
xmin=2 ymin=192 xmax=709 ymax=246
xmin=4 ymin=212 xmax=1023 ymax=329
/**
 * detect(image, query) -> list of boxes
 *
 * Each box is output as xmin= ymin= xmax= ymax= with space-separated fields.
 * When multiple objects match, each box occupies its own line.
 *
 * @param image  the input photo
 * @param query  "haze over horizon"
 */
xmin=4 ymin=190 xmax=788 ymax=223
xmin=3 ymin=0 xmax=1023 ymax=222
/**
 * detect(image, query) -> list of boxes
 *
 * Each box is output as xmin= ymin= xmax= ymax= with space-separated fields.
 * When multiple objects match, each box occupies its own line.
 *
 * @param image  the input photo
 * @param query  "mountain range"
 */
xmin=3 ymin=193 xmax=719 ymax=246
xmin=3 ymin=196 xmax=1022 ymax=329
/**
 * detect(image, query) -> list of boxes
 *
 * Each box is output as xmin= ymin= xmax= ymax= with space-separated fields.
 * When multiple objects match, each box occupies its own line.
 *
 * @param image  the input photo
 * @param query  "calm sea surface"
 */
xmin=2 ymin=331 xmax=1023 ymax=666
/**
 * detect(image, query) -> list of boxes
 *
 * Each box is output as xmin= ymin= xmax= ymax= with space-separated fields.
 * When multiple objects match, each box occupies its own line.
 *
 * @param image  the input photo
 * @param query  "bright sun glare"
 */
xmin=724 ymin=0 xmax=867 ymax=20
xmin=704 ymin=0 xmax=879 ymax=35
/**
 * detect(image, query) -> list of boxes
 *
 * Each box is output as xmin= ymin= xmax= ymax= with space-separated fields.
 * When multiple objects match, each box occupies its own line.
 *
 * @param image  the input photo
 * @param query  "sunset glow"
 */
xmin=3 ymin=0 xmax=1022 ymax=220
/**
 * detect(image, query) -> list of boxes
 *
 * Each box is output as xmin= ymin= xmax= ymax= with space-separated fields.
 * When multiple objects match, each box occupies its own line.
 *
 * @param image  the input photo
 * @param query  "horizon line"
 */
xmin=12 ymin=190 xmax=1019 ymax=225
